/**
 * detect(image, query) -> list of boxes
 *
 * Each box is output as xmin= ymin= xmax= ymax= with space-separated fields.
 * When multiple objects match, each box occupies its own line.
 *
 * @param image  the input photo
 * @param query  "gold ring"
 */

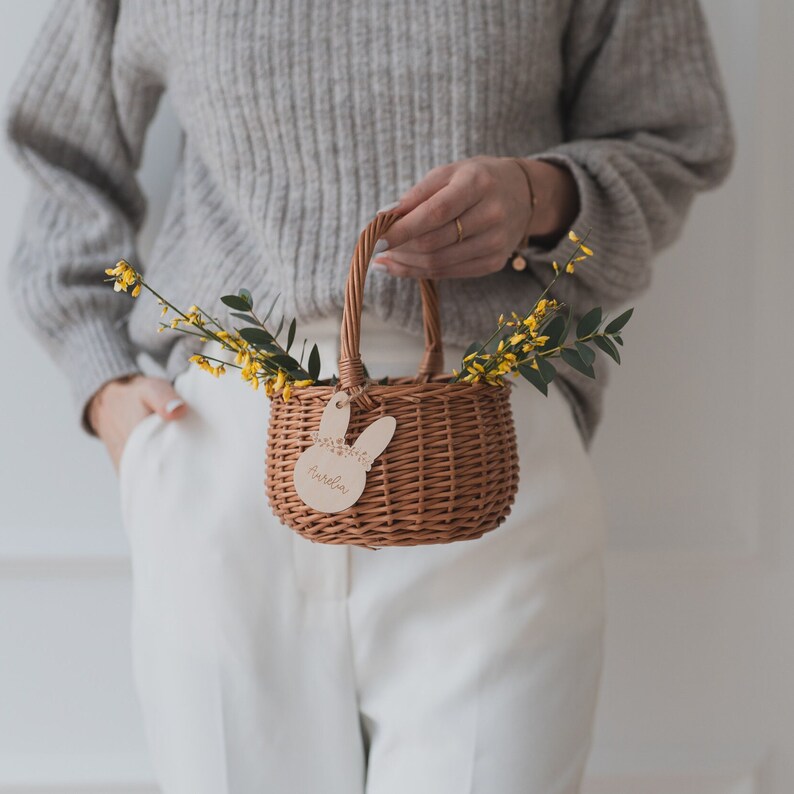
xmin=455 ymin=216 xmax=463 ymax=243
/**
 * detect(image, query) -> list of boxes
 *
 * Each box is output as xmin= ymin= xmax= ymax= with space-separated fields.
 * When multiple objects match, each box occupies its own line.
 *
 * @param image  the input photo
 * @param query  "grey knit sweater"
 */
xmin=4 ymin=0 xmax=733 ymax=449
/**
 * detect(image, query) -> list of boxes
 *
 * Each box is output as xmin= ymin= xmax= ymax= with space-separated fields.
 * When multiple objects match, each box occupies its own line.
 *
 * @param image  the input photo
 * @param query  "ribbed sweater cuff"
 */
xmin=58 ymin=318 xmax=142 ymax=438
xmin=519 ymin=148 xmax=652 ymax=307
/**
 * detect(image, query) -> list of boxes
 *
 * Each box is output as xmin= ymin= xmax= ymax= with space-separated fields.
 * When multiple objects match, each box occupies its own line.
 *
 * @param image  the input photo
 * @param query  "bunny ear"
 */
xmin=318 ymin=391 xmax=351 ymax=439
xmin=352 ymin=415 xmax=397 ymax=461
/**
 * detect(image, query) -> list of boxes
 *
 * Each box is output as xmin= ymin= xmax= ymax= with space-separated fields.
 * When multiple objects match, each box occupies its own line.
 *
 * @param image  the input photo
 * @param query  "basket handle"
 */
xmin=338 ymin=210 xmax=444 ymax=391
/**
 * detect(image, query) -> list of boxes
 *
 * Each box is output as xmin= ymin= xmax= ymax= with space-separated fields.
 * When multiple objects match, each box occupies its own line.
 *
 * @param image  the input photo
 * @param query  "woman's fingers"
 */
xmin=379 ymin=167 xmax=480 ymax=251
xmin=375 ymin=227 xmax=500 ymax=274
xmin=376 ymin=251 xmax=508 ymax=280
xmin=372 ymin=196 xmax=514 ymax=278
xmin=395 ymin=161 xmax=457 ymax=214
xmin=395 ymin=197 xmax=507 ymax=255
xmin=138 ymin=377 xmax=188 ymax=420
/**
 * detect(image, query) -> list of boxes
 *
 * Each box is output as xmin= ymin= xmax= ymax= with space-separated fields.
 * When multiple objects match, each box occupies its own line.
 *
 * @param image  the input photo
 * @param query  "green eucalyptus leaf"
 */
xmin=593 ymin=334 xmax=620 ymax=364
xmin=518 ymin=363 xmax=548 ymax=396
xmin=238 ymin=327 xmax=275 ymax=346
xmin=560 ymin=304 xmax=574 ymax=347
xmin=262 ymin=293 xmax=280 ymax=324
xmin=576 ymin=307 xmax=602 ymax=339
xmin=274 ymin=314 xmax=284 ymax=338
xmin=269 ymin=353 xmax=300 ymax=370
xmin=287 ymin=318 xmax=296 ymax=352
xmin=464 ymin=342 xmax=481 ymax=360
xmin=229 ymin=312 xmax=259 ymax=325
xmin=613 ymin=334 xmax=624 ymax=346
xmin=238 ymin=288 xmax=253 ymax=308
xmin=221 ymin=294 xmax=252 ymax=311
xmin=574 ymin=340 xmax=596 ymax=366
xmin=308 ymin=344 xmax=321 ymax=381
xmin=535 ymin=356 xmax=556 ymax=384
xmin=561 ymin=347 xmax=596 ymax=379
xmin=604 ymin=307 xmax=634 ymax=335
xmin=539 ymin=315 xmax=565 ymax=350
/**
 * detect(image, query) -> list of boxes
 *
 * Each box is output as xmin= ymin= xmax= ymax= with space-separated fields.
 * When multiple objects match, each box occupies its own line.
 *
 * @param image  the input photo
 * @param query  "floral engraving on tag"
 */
xmin=308 ymin=431 xmax=376 ymax=470
xmin=293 ymin=391 xmax=397 ymax=513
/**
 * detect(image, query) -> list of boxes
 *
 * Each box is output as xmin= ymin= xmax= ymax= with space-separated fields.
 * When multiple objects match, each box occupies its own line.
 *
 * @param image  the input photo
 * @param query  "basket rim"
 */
xmin=267 ymin=375 xmax=517 ymax=403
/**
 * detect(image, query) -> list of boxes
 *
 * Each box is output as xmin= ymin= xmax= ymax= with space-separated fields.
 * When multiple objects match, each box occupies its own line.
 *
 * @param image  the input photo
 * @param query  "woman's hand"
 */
xmin=372 ymin=155 xmax=579 ymax=279
xmin=87 ymin=375 xmax=188 ymax=472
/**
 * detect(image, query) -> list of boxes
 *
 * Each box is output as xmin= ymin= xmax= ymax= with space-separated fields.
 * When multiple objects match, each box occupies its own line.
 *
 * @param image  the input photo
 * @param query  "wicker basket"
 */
xmin=265 ymin=210 xmax=519 ymax=549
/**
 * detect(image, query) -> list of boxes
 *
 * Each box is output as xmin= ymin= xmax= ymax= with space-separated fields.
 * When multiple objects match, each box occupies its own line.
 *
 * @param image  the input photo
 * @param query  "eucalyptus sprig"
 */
xmin=449 ymin=230 xmax=634 ymax=395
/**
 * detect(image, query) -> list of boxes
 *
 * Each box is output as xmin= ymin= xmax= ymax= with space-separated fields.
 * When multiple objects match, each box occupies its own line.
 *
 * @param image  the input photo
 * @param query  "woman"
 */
xmin=5 ymin=1 xmax=733 ymax=792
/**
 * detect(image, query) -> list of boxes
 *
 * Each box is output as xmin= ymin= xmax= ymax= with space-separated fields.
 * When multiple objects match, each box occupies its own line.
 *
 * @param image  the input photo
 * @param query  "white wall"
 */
xmin=0 ymin=1 xmax=791 ymax=792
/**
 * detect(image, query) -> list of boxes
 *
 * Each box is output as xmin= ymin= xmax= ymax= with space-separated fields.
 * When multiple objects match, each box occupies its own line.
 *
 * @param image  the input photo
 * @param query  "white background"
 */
xmin=1 ymin=1 xmax=791 ymax=792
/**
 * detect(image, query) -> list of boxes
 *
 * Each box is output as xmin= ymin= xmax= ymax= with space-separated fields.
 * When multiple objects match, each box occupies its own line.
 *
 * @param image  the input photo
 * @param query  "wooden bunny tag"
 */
xmin=293 ymin=391 xmax=397 ymax=513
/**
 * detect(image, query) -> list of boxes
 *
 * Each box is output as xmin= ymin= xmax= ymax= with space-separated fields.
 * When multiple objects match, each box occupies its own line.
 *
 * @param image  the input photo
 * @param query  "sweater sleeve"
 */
xmin=518 ymin=0 xmax=735 ymax=311
xmin=3 ymin=0 xmax=164 ymax=437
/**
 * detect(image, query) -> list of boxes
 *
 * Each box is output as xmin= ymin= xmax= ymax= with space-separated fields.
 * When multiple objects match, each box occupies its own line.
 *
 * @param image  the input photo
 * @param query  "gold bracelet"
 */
xmin=510 ymin=157 xmax=538 ymax=248
xmin=503 ymin=157 xmax=538 ymax=272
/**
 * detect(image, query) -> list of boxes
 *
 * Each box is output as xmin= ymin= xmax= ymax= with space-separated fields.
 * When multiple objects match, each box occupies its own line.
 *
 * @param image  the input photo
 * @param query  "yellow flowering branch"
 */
xmin=448 ymin=229 xmax=634 ymax=395
xmin=103 ymin=260 xmax=318 ymax=401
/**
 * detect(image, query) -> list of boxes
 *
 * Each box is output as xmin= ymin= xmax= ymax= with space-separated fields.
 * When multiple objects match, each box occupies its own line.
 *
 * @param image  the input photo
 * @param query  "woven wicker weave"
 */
xmin=265 ymin=210 xmax=519 ymax=549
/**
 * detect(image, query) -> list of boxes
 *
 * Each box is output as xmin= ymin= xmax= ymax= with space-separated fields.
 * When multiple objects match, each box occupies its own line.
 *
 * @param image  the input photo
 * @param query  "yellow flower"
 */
xmin=537 ymin=299 xmax=548 ymax=313
xmin=552 ymin=261 xmax=560 ymax=274
xmin=566 ymin=262 xmax=575 ymax=274
xmin=292 ymin=379 xmax=314 ymax=388
xmin=105 ymin=260 xmax=141 ymax=294
xmin=509 ymin=332 xmax=526 ymax=345
xmin=580 ymin=244 xmax=593 ymax=256
xmin=161 ymin=305 xmax=168 ymax=317
xmin=282 ymin=382 xmax=292 ymax=402
xmin=534 ymin=335 xmax=550 ymax=346
xmin=568 ymin=231 xmax=581 ymax=243
xmin=274 ymin=370 xmax=286 ymax=392
xmin=131 ymin=283 xmax=141 ymax=298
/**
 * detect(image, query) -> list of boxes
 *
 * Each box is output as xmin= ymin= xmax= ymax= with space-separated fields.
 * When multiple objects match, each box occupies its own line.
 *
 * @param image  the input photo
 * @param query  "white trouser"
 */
xmin=118 ymin=308 xmax=608 ymax=794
